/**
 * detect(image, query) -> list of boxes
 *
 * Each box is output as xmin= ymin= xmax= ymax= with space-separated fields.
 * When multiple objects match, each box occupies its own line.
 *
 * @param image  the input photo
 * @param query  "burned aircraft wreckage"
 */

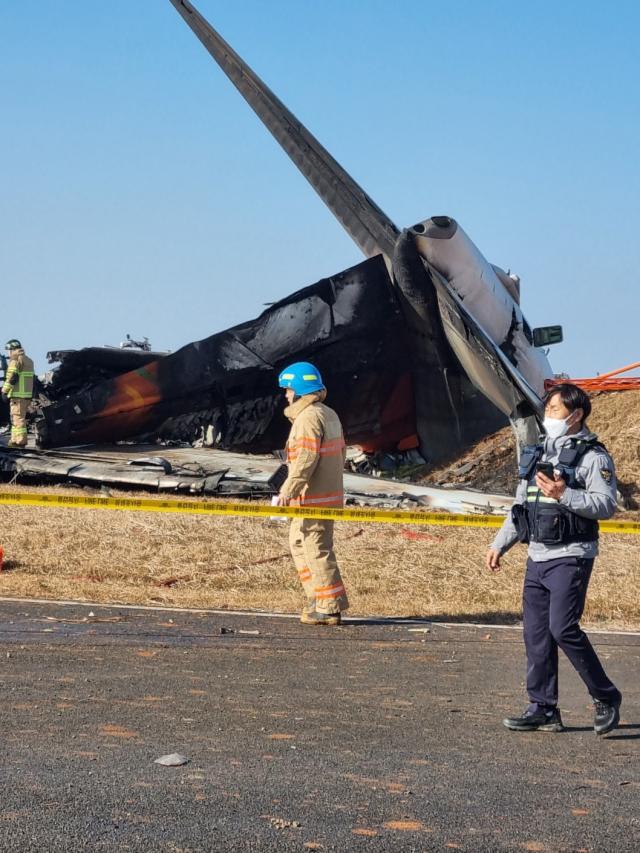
xmin=28 ymin=1 xmax=563 ymax=469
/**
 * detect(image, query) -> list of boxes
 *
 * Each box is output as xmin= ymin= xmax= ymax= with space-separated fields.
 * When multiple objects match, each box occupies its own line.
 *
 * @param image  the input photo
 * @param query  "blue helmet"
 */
xmin=278 ymin=361 xmax=325 ymax=397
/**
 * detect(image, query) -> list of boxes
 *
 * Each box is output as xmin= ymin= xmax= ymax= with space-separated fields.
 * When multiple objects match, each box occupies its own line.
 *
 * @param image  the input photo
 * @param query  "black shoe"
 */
xmin=593 ymin=697 xmax=621 ymax=735
xmin=503 ymin=707 xmax=564 ymax=732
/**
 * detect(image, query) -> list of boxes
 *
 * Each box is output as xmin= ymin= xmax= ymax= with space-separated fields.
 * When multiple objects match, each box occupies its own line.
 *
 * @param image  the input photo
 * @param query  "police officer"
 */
xmin=486 ymin=383 xmax=622 ymax=735
xmin=275 ymin=361 xmax=349 ymax=626
xmin=1 ymin=339 xmax=34 ymax=448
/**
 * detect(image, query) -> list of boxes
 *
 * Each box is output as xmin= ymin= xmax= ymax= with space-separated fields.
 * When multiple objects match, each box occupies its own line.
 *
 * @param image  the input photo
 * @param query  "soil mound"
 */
xmin=421 ymin=390 xmax=640 ymax=511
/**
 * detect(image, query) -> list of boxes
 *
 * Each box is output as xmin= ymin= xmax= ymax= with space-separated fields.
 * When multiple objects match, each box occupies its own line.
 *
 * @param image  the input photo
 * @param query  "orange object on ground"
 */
xmin=545 ymin=361 xmax=640 ymax=393
xmin=400 ymin=529 xmax=443 ymax=542
xmin=0 ymin=546 xmax=4 ymax=572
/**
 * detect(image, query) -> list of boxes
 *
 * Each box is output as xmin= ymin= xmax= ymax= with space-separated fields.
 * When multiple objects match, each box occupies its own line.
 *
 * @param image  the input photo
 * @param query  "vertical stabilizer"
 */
xmin=169 ymin=0 xmax=399 ymax=259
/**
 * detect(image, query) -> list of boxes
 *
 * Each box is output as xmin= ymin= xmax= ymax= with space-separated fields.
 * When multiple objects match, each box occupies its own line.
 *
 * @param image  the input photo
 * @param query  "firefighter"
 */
xmin=1 ymin=340 xmax=34 ymax=449
xmin=276 ymin=361 xmax=349 ymax=625
xmin=487 ymin=383 xmax=621 ymax=735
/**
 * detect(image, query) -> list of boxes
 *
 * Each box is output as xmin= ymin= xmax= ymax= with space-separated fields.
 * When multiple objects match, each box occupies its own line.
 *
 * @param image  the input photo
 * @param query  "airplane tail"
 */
xmin=168 ymin=0 xmax=399 ymax=260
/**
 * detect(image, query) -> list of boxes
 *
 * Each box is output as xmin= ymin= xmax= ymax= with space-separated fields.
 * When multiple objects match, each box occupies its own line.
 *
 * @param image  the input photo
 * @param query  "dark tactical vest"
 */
xmin=512 ymin=438 xmax=606 ymax=546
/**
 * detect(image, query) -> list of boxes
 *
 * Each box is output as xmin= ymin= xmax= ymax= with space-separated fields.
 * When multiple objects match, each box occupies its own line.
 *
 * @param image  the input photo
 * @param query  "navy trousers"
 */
xmin=522 ymin=557 xmax=620 ymax=708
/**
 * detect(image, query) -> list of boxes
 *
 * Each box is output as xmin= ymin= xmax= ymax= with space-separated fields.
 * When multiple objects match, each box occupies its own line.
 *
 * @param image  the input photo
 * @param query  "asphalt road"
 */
xmin=0 ymin=601 xmax=638 ymax=852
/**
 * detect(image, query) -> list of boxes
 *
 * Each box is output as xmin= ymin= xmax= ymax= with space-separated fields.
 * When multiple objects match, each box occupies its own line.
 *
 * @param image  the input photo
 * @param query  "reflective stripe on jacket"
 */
xmin=2 ymin=350 xmax=34 ymax=400
xmin=491 ymin=428 xmax=617 ymax=561
xmin=281 ymin=392 xmax=346 ymax=507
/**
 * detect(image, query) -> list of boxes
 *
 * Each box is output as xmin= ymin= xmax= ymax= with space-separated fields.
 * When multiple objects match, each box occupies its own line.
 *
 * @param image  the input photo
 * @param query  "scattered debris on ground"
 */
xmin=154 ymin=753 xmax=190 ymax=767
xmin=263 ymin=816 xmax=302 ymax=830
xmin=0 ymin=444 xmax=513 ymax=514
xmin=420 ymin=427 xmax=517 ymax=494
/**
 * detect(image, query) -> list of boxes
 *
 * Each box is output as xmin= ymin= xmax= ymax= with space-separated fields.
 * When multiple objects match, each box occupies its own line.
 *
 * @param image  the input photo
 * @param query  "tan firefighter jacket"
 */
xmin=281 ymin=392 xmax=346 ymax=507
xmin=2 ymin=349 xmax=35 ymax=400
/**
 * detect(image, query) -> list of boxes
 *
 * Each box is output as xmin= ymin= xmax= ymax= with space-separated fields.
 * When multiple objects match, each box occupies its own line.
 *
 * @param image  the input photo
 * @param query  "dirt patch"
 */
xmin=588 ymin=390 xmax=640 ymax=510
xmin=420 ymin=390 xmax=640 ymax=512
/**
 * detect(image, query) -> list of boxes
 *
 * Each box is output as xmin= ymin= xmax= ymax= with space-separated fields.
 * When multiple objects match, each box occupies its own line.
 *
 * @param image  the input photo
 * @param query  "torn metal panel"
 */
xmin=38 ymin=257 xmax=404 ymax=449
xmin=343 ymin=472 xmax=512 ymax=516
xmin=0 ymin=445 xmax=287 ymax=497
xmin=44 ymin=346 xmax=169 ymax=399
xmin=0 ymin=443 xmax=512 ymax=514
xmin=35 ymin=258 xmax=430 ymax=453
xmin=37 ymin=253 xmax=506 ymax=461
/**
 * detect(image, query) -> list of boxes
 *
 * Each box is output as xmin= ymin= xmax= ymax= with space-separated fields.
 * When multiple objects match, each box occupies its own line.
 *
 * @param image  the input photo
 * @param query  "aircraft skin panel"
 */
xmin=168 ymin=0 xmax=399 ymax=261
xmin=430 ymin=270 xmax=543 ymax=419
xmin=38 ymin=256 xmax=415 ymax=451
xmin=43 ymin=347 xmax=166 ymax=399
xmin=412 ymin=219 xmax=553 ymax=398
xmin=37 ymin=253 xmax=505 ymax=462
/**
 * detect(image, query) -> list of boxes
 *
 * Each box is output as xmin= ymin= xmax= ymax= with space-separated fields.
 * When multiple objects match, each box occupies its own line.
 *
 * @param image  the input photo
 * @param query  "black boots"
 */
xmin=503 ymin=707 xmax=564 ymax=732
xmin=593 ymin=697 xmax=621 ymax=736
xmin=503 ymin=696 xmax=622 ymax=735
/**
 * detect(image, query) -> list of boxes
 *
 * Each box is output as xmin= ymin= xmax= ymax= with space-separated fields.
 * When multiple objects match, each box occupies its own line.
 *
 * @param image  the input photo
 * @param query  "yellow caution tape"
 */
xmin=0 ymin=490 xmax=639 ymax=534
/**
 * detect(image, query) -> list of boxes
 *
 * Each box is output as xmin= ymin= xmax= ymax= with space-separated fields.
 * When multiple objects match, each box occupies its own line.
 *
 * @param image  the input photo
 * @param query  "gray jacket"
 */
xmin=491 ymin=428 xmax=617 ymax=561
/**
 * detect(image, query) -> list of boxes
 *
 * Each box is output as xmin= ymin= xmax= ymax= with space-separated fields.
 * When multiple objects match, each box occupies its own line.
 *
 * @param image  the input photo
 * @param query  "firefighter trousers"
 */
xmin=9 ymin=399 xmax=29 ymax=446
xmin=289 ymin=518 xmax=349 ymax=614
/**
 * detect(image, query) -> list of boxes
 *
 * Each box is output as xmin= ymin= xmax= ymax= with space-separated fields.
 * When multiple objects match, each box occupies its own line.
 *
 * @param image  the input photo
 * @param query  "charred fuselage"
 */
xmin=36 ymin=1 xmax=558 ymax=460
xmin=37 ymin=246 xmax=505 ymax=460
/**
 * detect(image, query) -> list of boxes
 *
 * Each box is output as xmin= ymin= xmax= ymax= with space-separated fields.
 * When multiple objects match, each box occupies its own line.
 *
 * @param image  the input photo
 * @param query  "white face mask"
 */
xmin=543 ymin=415 xmax=572 ymax=440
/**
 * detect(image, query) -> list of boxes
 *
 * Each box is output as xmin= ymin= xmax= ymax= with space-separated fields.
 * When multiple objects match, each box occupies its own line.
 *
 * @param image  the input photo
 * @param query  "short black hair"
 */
xmin=544 ymin=382 xmax=591 ymax=421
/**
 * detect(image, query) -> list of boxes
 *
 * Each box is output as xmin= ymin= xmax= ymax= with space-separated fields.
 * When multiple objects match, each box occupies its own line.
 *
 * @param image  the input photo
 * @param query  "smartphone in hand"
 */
xmin=535 ymin=462 xmax=555 ymax=479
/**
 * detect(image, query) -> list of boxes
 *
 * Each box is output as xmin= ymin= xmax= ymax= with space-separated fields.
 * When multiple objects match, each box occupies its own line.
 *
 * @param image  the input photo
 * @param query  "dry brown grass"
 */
xmin=422 ymin=389 xmax=640 ymax=514
xmin=1 ymin=483 xmax=639 ymax=629
xmin=2 ymin=390 xmax=638 ymax=626
xmin=588 ymin=390 xmax=640 ymax=510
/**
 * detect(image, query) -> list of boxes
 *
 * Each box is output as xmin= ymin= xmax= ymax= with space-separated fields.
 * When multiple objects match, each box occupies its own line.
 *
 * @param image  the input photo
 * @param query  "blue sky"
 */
xmin=2 ymin=1 xmax=638 ymax=378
